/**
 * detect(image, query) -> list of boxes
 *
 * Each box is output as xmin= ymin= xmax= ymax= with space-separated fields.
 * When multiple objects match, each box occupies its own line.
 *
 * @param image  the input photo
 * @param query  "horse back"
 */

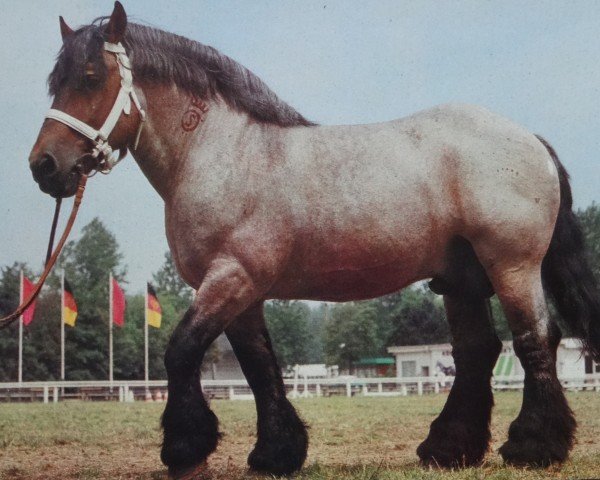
xmin=266 ymin=103 xmax=559 ymax=299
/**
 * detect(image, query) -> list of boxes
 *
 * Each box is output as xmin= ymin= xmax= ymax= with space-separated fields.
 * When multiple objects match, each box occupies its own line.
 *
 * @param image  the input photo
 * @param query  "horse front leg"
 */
xmin=160 ymin=257 xmax=260 ymax=478
xmin=225 ymin=302 xmax=308 ymax=475
xmin=417 ymin=294 xmax=502 ymax=467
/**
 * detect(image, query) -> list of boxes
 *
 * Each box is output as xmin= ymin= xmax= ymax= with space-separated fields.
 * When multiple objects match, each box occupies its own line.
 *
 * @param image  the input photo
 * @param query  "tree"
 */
xmin=55 ymin=218 xmax=127 ymax=380
xmin=305 ymin=303 xmax=326 ymax=363
xmin=578 ymin=203 xmax=600 ymax=281
xmin=324 ymin=302 xmax=379 ymax=371
xmin=0 ymin=263 xmax=33 ymax=381
xmin=386 ymin=288 xmax=449 ymax=347
xmin=264 ymin=300 xmax=312 ymax=367
xmin=0 ymin=262 xmax=63 ymax=381
xmin=490 ymin=296 xmax=511 ymax=340
xmin=153 ymin=251 xmax=194 ymax=307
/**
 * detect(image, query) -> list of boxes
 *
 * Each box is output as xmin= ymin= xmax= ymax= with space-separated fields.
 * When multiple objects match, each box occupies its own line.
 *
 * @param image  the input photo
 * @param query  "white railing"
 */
xmin=0 ymin=374 xmax=599 ymax=403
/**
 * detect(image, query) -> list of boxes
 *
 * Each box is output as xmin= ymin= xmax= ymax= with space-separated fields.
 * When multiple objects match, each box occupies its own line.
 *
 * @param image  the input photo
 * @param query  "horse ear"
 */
xmin=59 ymin=16 xmax=74 ymax=41
xmin=105 ymin=1 xmax=127 ymax=44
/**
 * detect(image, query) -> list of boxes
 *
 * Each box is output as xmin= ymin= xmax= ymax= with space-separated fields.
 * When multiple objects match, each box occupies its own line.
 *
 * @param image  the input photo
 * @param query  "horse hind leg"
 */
xmin=418 ymin=289 xmax=501 ymax=466
xmin=419 ymin=237 xmax=501 ymax=467
xmin=492 ymin=266 xmax=576 ymax=466
xmin=225 ymin=302 xmax=308 ymax=475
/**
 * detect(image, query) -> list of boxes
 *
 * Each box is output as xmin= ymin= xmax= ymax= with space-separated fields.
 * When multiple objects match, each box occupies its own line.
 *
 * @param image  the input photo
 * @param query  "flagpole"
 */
xmin=144 ymin=285 xmax=149 ymax=389
xmin=109 ymin=272 xmax=113 ymax=385
xmin=61 ymin=271 xmax=65 ymax=381
xmin=18 ymin=270 xmax=23 ymax=383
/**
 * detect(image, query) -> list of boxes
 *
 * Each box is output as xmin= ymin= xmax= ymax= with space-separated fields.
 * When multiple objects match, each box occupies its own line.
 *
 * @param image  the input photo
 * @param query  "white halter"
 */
xmin=45 ymin=42 xmax=146 ymax=173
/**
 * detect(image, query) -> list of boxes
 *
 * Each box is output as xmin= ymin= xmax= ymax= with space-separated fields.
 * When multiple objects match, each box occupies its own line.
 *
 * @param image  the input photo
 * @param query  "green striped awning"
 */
xmin=494 ymin=355 xmax=515 ymax=376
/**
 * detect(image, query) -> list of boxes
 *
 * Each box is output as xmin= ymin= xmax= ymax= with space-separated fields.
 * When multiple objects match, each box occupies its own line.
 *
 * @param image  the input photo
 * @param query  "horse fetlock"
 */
xmin=417 ymin=417 xmax=490 ymax=468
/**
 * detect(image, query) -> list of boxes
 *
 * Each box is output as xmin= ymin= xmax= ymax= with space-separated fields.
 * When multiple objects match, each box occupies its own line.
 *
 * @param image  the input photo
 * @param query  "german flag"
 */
xmin=63 ymin=278 xmax=78 ymax=327
xmin=146 ymin=283 xmax=162 ymax=328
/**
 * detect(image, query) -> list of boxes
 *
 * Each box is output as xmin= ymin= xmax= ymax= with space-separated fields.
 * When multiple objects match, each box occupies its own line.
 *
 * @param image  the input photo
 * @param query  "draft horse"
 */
xmin=29 ymin=2 xmax=600 ymax=476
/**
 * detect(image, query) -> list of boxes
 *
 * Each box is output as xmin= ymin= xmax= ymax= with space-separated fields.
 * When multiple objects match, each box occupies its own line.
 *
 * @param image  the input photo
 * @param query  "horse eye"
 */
xmin=83 ymin=73 xmax=101 ymax=89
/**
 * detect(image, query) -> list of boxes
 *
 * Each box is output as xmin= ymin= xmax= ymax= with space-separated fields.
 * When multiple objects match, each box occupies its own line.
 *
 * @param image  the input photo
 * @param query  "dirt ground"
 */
xmin=1 ymin=392 xmax=600 ymax=479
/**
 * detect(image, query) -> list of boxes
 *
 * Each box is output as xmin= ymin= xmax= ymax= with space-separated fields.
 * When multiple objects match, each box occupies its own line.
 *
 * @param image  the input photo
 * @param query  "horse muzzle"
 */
xmin=30 ymin=152 xmax=81 ymax=198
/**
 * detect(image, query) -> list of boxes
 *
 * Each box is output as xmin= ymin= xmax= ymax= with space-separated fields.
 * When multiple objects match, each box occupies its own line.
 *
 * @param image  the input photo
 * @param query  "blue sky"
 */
xmin=0 ymin=1 xmax=598 ymax=293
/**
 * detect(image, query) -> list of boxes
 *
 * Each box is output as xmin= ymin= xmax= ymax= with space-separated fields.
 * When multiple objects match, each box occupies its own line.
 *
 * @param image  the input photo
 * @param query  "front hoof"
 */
xmin=161 ymin=407 xmax=220 ymax=472
xmin=417 ymin=420 xmax=488 ymax=468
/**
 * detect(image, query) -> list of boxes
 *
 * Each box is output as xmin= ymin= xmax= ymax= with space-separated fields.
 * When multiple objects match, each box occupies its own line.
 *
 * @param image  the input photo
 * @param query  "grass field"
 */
xmin=1 ymin=392 xmax=599 ymax=479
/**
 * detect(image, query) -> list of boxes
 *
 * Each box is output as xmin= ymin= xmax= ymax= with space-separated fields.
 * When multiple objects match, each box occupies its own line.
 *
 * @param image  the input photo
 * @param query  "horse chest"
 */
xmin=164 ymin=199 xmax=237 ymax=287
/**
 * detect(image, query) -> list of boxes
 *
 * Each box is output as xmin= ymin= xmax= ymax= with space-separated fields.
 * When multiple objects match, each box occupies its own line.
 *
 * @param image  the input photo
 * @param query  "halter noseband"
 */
xmin=45 ymin=42 xmax=146 ymax=174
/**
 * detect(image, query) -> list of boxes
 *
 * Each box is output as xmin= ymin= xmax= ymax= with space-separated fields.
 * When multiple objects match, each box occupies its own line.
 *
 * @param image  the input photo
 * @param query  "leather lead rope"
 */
xmin=46 ymin=198 xmax=62 ymax=267
xmin=0 ymin=175 xmax=88 ymax=329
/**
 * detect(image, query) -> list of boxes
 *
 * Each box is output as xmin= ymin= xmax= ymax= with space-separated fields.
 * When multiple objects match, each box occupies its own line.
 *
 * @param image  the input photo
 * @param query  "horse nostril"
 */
xmin=36 ymin=153 xmax=58 ymax=178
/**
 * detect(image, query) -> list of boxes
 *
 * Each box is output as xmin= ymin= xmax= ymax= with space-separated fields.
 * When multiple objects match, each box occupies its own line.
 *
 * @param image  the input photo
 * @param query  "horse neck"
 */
xmin=130 ymin=83 xmax=259 ymax=201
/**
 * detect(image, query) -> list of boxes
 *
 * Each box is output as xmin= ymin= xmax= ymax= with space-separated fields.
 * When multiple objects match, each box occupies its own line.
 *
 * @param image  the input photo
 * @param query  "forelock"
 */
xmin=48 ymin=24 xmax=107 ymax=96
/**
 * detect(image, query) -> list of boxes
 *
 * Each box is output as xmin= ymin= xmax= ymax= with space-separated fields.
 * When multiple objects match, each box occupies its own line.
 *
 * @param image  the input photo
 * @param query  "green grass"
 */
xmin=1 ymin=392 xmax=599 ymax=479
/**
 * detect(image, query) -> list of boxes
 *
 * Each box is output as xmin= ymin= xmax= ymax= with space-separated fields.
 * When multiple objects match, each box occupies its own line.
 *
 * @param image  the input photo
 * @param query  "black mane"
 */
xmin=48 ymin=20 xmax=314 ymax=127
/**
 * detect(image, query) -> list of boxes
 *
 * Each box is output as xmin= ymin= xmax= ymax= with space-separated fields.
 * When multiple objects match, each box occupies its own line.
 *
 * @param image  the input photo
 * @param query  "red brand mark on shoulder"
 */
xmin=191 ymin=96 xmax=209 ymax=112
xmin=181 ymin=96 xmax=209 ymax=132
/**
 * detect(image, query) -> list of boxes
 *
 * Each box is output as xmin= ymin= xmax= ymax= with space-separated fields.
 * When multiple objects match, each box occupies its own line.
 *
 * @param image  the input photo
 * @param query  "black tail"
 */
xmin=538 ymin=135 xmax=600 ymax=361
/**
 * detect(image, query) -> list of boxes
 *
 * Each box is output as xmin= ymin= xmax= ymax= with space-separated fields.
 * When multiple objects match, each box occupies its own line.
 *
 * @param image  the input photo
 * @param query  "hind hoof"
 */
xmin=500 ymin=404 xmax=575 ymax=467
xmin=500 ymin=438 xmax=568 ymax=467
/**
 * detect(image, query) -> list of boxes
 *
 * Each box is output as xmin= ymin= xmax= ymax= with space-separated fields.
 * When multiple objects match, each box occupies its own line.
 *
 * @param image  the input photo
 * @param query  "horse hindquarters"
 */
xmin=494 ymin=138 xmax=600 ymax=466
xmin=481 ymin=138 xmax=588 ymax=466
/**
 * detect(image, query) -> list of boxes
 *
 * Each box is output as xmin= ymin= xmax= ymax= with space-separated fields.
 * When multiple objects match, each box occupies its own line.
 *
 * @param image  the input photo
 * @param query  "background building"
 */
xmin=388 ymin=339 xmax=599 ymax=379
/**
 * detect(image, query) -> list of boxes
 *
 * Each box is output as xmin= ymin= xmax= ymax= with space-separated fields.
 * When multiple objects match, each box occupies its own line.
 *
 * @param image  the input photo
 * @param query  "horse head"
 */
xmin=29 ymin=1 xmax=145 ymax=198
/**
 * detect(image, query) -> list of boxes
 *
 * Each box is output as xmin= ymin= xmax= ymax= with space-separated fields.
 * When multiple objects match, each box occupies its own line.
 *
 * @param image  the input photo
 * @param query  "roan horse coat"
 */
xmin=28 ymin=2 xmax=600 ymax=477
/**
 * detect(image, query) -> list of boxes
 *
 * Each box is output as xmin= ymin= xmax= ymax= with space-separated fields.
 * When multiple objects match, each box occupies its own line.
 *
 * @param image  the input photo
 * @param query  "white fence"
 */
xmin=0 ymin=374 xmax=599 ymax=404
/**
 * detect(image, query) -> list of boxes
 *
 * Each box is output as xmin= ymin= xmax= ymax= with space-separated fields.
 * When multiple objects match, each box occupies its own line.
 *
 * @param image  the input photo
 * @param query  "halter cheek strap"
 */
xmin=45 ymin=42 xmax=146 ymax=174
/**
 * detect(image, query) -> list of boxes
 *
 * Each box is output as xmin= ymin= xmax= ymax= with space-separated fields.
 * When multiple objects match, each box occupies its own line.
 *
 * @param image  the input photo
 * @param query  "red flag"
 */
xmin=21 ymin=275 xmax=36 ymax=326
xmin=111 ymin=277 xmax=126 ymax=327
